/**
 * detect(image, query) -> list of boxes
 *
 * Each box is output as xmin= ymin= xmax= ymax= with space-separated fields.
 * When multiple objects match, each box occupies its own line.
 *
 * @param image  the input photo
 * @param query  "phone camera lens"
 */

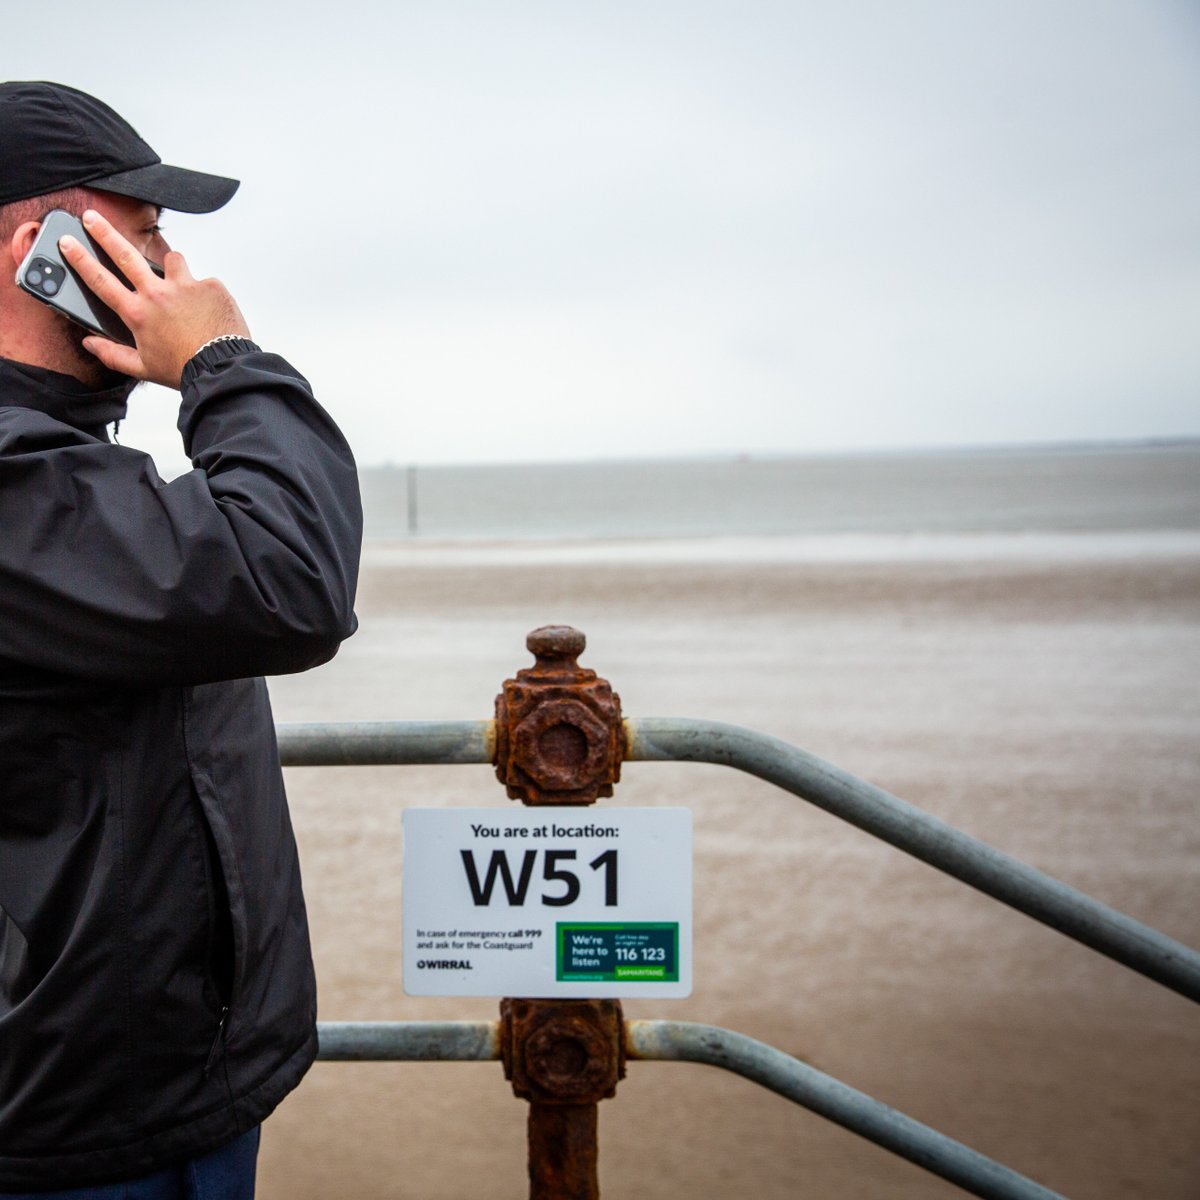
xmin=27 ymin=270 xmax=42 ymax=285
xmin=42 ymin=279 xmax=59 ymax=296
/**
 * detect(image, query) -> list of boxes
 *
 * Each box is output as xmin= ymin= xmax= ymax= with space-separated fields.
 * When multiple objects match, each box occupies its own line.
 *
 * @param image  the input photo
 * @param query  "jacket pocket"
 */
xmin=191 ymin=772 xmax=247 ymax=1031
xmin=0 ymin=904 xmax=32 ymax=1015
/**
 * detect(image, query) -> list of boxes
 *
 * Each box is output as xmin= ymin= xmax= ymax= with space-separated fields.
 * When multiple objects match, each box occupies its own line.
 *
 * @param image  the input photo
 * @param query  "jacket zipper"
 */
xmin=203 ymin=1006 xmax=229 ymax=1078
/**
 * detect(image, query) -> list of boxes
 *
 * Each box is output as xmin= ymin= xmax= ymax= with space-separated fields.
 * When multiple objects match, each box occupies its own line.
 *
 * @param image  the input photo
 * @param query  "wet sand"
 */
xmin=259 ymin=534 xmax=1200 ymax=1199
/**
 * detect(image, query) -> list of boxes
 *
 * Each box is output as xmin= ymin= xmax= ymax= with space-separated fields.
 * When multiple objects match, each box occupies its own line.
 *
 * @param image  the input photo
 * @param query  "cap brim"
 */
xmin=92 ymin=162 xmax=240 ymax=214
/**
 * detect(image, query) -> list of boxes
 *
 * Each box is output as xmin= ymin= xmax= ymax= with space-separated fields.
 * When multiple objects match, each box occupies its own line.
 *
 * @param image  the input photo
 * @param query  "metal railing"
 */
xmin=279 ymin=717 xmax=1200 ymax=1005
xmin=315 ymin=1019 xmax=1064 ymax=1200
xmin=279 ymin=629 xmax=1200 ymax=1199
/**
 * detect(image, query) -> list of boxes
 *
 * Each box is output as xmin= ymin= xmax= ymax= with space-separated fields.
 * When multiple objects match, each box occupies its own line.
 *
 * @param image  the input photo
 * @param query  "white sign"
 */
xmin=402 ymin=807 xmax=692 ymax=998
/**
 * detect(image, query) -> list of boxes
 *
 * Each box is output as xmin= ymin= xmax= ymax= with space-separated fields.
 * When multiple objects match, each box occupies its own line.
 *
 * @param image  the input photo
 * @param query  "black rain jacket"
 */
xmin=0 ymin=341 xmax=362 ymax=1189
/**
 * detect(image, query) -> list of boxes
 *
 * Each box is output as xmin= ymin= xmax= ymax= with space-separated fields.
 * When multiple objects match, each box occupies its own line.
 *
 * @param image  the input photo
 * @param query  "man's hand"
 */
xmin=58 ymin=209 xmax=251 ymax=389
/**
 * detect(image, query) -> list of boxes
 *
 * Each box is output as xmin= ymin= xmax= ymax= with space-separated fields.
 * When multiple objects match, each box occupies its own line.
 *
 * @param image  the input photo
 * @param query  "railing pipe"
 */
xmin=627 ymin=1021 xmax=1064 ymax=1200
xmin=316 ymin=1021 xmax=500 ymax=1061
xmin=314 ymin=1018 xmax=1065 ymax=1200
xmin=277 ymin=720 xmax=494 ymax=766
xmin=625 ymin=717 xmax=1200 ymax=1004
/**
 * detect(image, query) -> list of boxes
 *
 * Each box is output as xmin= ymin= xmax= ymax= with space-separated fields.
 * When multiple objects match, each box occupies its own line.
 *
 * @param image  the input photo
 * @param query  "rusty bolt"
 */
xmin=512 ymin=700 xmax=610 ymax=792
xmin=495 ymin=626 xmax=623 ymax=806
xmin=501 ymin=998 xmax=626 ymax=1105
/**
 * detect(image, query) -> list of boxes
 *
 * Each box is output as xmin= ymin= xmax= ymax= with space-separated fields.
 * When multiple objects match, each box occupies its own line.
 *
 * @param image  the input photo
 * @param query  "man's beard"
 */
xmin=52 ymin=316 xmax=130 ymax=388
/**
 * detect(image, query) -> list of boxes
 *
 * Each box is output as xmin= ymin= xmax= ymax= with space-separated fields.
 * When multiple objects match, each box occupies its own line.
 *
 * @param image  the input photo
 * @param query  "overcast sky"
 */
xmin=9 ymin=0 xmax=1200 ymax=471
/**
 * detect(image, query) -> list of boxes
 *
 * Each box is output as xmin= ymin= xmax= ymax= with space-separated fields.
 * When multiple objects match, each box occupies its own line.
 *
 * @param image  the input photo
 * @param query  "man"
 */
xmin=0 ymin=82 xmax=362 ymax=1196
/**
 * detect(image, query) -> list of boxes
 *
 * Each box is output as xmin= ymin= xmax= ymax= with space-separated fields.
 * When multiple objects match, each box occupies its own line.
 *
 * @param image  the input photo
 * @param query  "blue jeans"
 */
xmin=0 ymin=1127 xmax=260 ymax=1200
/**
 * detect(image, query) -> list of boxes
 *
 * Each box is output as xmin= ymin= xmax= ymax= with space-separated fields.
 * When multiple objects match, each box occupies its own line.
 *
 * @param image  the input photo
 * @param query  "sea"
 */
xmin=358 ymin=441 xmax=1200 ymax=541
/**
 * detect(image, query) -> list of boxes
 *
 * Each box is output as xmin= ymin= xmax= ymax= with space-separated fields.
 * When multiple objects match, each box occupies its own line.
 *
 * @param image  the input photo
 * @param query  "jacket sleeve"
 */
xmin=0 ymin=340 xmax=363 ymax=686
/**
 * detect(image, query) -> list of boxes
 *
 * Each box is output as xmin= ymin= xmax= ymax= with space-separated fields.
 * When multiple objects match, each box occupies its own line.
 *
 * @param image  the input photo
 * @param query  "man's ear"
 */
xmin=8 ymin=220 xmax=41 ymax=269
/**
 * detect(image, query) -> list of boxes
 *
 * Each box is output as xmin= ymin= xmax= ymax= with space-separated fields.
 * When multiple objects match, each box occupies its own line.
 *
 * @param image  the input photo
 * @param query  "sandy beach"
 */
xmin=257 ymin=531 xmax=1199 ymax=1199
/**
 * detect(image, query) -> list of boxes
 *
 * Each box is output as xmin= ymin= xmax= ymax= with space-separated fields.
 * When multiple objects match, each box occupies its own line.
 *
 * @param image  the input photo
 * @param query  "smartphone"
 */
xmin=15 ymin=209 xmax=164 ymax=347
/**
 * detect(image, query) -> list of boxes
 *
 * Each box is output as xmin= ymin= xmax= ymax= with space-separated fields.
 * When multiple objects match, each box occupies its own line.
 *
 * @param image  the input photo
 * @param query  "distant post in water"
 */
xmin=406 ymin=464 xmax=418 ymax=536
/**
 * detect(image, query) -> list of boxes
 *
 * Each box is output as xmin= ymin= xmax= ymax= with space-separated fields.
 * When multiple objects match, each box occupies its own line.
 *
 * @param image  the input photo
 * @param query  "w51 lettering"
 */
xmin=460 ymin=849 xmax=618 ymax=907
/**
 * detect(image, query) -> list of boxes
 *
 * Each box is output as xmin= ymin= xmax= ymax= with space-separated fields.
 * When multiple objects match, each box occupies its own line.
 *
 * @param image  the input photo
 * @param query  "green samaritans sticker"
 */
xmin=557 ymin=922 xmax=679 ymax=982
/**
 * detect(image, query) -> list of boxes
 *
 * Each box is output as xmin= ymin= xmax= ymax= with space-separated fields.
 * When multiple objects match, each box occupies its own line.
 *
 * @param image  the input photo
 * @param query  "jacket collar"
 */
xmin=0 ymin=355 xmax=137 ymax=440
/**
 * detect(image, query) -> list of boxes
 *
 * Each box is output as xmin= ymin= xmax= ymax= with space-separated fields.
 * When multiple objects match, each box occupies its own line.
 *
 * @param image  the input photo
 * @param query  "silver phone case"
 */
xmin=15 ymin=210 xmax=162 ymax=347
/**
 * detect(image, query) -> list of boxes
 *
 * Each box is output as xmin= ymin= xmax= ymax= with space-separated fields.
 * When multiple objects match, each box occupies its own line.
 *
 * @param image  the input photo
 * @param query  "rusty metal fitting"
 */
xmin=501 ymin=998 xmax=626 ymax=1105
xmin=494 ymin=626 xmax=624 ymax=806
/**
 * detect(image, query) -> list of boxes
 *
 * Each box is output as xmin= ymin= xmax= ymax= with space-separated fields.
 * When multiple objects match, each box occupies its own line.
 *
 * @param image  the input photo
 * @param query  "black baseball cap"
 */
xmin=0 ymin=81 xmax=239 ymax=213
